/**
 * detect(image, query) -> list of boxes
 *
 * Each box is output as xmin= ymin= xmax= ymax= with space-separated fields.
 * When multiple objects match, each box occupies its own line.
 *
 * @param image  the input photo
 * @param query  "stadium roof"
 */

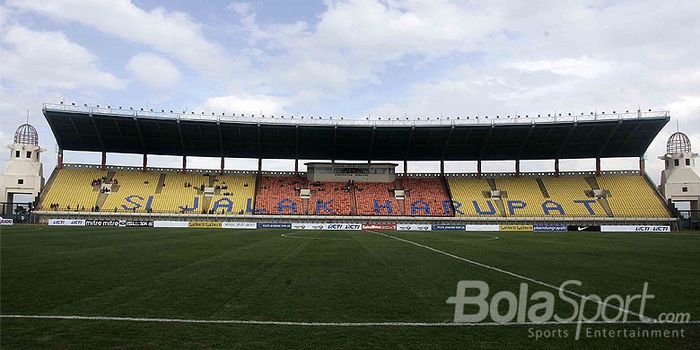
xmin=43 ymin=103 xmax=669 ymax=161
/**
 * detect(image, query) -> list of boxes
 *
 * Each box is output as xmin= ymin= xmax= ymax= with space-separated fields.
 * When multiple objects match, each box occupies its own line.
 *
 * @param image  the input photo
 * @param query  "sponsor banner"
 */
xmin=48 ymin=219 xmax=86 ymax=226
xmin=499 ymin=224 xmax=533 ymax=232
xmin=257 ymin=222 xmax=292 ymax=229
xmin=125 ymin=221 xmax=154 ymax=227
xmin=221 ymin=222 xmax=257 ymax=229
xmin=567 ymin=225 xmax=601 ymax=232
xmin=601 ymin=225 xmax=671 ymax=233
xmin=464 ymin=224 xmax=500 ymax=232
xmin=291 ymin=223 xmax=324 ymax=230
xmin=154 ymin=221 xmax=188 ymax=228
xmin=85 ymin=220 xmax=154 ymax=227
xmin=324 ymin=223 xmax=362 ymax=231
xmin=396 ymin=224 xmax=432 ymax=231
xmin=361 ymin=223 xmax=396 ymax=231
xmin=0 ymin=217 xmax=13 ymax=225
xmin=85 ymin=220 xmax=121 ymax=227
xmin=533 ymin=224 xmax=568 ymax=232
xmin=189 ymin=221 xmax=222 ymax=229
xmin=432 ymin=224 xmax=466 ymax=231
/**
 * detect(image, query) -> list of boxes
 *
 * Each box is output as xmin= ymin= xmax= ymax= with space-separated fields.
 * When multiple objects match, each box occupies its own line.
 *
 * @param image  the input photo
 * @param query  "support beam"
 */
xmin=142 ymin=154 xmax=148 ymax=172
xmin=220 ymin=157 xmax=225 ymax=175
xmin=294 ymin=159 xmax=299 ymax=175
xmin=477 ymin=160 xmax=482 ymax=178
xmin=403 ymin=126 xmax=415 ymax=160
xmin=258 ymin=158 xmax=262 ymax=173
xmin=556 ymin=123 xmax=577 ymax=159
xmin=368 ymin=126 xmax=376 ymax=160
xmin=515 ymin=159 xmax=521 ymax=177
xmin=57 ymin=149 xmax=64 ymax=169
xmin=404 ymin=160 xmax=408 ymax=176
xmin=256 ymin=124 xmax=262 ymax=159
xmin=440 ymin=160 xmax=445 ymax=175
xmin=597 ymin=120 xmax=622 ymax=158
xmin=332 ymin=125 xmax=337 ymax=162
xmin=133 ymin=117 xmax=147 ymax=155
xmin=595 ymin=158 xmax=601 ymax=177
xmin=554 ymin=158 xmax=560 ymax=177
xmin=639 ymin=157 xmax=646 ymax=176
xmin=440 ymin=126 xmax=455 ymax=161
xmin=101 ymin=151 xmax=107 ymax=170
xmin=516 ymin=125 xmax=536 ymax=159
xmin=217 ymin=120 xmax=224 ymax=159
xmin=182 ymin=155 xmax=187 ymax=173
xmin=88 ymin=112 xmax=105 ymax=151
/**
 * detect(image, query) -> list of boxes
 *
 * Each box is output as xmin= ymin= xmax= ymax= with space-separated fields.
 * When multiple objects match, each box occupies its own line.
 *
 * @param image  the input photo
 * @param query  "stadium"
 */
xmin=1 ymin=102 xmax=699 ymax=348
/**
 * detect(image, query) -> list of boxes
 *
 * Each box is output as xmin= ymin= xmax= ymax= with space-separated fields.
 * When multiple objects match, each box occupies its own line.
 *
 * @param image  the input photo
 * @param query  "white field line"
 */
xmin=443 ymin=235 xmax=500 ymax=242
xmin=368 ymin=231 xmax=655 ymax=322
xmin=280 ymin=232 xmax=352 ymax=241
xmin=1 ymin=315 xmax=697 ymax=327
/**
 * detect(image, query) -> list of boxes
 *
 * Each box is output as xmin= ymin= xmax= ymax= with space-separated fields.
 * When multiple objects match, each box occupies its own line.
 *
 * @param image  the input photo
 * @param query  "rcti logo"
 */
xmin=446 ymin=280 xmax=689 ymax=340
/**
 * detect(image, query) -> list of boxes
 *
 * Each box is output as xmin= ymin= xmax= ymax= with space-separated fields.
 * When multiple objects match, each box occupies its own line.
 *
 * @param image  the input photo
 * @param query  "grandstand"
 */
xmin=40 ymin=167 xmax=256 ymax=215
xmin=33 ymin=103 xmax=675 ymax=225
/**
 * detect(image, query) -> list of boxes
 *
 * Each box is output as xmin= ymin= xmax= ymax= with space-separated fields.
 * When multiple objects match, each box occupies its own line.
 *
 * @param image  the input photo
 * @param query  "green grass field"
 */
xmin=1 ymin=226 xmax=699 ymax=349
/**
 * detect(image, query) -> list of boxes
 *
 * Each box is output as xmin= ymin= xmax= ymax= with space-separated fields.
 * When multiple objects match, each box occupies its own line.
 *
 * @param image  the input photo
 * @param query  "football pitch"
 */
xmin=1 ymin=226 xmax=699 ymax=349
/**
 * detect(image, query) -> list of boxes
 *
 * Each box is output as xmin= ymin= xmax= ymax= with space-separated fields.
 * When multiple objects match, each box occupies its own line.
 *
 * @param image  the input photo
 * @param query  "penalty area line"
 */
xmin=368 ymin=231 xmax=654 ymax=323
xmin=1 ymin=315 xmax=697 ymax=327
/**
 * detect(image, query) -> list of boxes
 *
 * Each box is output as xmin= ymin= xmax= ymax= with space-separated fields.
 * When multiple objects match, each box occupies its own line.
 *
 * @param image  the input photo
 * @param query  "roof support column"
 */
xmin=57 ymin=149 xmax=64 ymax=169
xmin=515 ymin=159 xmax=521 ymax=178
xmin=554 ymin=158 xmax=560 ymax=177
xmin=101 ymin=151 xmax=107 ymax=170
xmin=639 ymin=157 xmax=646 ymax=176
xmin=220 ymin=157 xmax=225 ymax=175
xmin=294 ymin=159 xmax=299 ymax=176
xmin=403 ymin=160 xmax=408 ymax=176
xmin=595 ymin=158 xmax=601 ymax=177
xmin=258 ymin=158 xmax=262 ymax=174
xmin=142 ymin=154 xmax=148 ymax=172
xmin=182 ymin=155 xmax=187 ymax=173
xmin=440 ymin=160 xmax=445 ymax=175
xmin=477 ymin=160 xmax=482 ymax=178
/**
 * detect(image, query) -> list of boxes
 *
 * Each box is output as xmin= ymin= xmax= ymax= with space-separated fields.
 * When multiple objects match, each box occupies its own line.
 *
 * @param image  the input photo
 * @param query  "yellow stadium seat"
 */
xmin=447 ymin=177 xmax=498 ymax=217
xmin=494 ymin=177 xmax=543 ymax=216
xmin=541 ymin=176 xmax=605 ymax=217
xmin=41 ymin=168 xmax=106 ymax=211
xmin=209 ymin=174 xmax=256 ymax=214
xmin=598 ymin=175 xmax=669 ymax=218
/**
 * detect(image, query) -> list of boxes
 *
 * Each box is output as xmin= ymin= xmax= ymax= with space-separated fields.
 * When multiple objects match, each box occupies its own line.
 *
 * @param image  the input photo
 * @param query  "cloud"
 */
xmin=238 ymin=0 xmax=505 ymax=93
xmin=0 ymin=26 xmax=126 ymax=90
xmin=201 ymin=95 xmax=289 ymax=115
xmin=126 ymin=53 xmax=181 ymax=90
xmin=227 ymin=2 xmax=253 ymax=16
xmin=506 ymin=56 xmax=614 ymax=79
xmin=8 ymin=0 xmax=239 ymax=77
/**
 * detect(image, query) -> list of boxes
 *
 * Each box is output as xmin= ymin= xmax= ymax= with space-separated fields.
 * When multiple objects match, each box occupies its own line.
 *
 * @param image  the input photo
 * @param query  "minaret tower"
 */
xmin=658 ymin=131 xmax=699 ymax=213
xmin=0 ymin=123 xmax=46 ymax=215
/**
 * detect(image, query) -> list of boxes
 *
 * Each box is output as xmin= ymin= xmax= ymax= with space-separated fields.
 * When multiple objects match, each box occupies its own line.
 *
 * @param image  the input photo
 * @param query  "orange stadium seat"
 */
xmin=402 ymin=177 xmax=451 ymax=216
xmin=355 ymin=182 xmax=401 ymax=216
xmin=256 ymin=176 xmax=304 ymax=214
xmin=308 ymin=182 xmax=352 ymax=215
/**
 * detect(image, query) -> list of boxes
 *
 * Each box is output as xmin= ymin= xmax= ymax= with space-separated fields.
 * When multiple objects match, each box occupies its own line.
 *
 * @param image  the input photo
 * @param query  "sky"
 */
xmin=1 ymin=0 xmax=699 ymax=184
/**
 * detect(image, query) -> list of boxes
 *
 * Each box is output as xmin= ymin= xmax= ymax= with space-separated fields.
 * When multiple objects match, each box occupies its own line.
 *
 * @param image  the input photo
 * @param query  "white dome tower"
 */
xmin=0 ymin=124 xmax=46 ymax=215
xmin=658 ymin=132 xmax=699 ymax=213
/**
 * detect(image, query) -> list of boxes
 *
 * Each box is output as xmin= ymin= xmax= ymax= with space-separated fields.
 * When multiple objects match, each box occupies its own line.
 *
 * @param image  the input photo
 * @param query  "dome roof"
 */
xmin=666 ymin=132 xmax=691 ymax=154
xmin=14 ymin=124 xmax=39 ymax=146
